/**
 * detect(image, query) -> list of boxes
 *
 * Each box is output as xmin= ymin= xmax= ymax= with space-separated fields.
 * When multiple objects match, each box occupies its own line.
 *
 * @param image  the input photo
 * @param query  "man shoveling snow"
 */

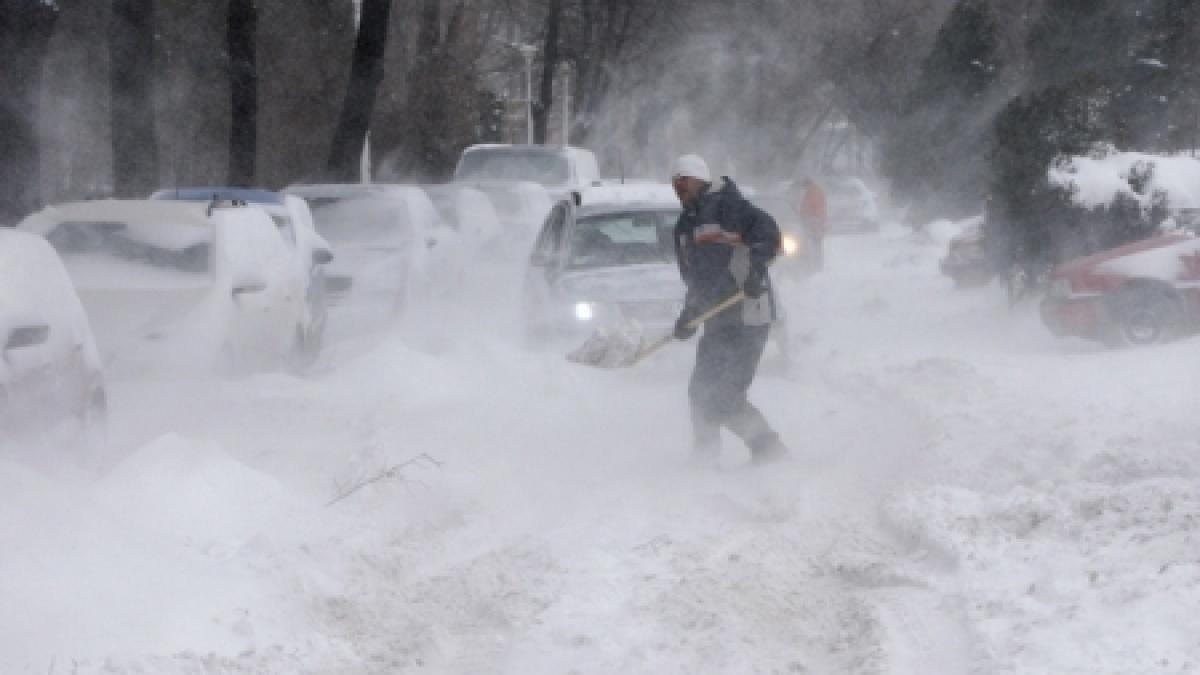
xmin=670 ymin=154 xmax=788 ymax=465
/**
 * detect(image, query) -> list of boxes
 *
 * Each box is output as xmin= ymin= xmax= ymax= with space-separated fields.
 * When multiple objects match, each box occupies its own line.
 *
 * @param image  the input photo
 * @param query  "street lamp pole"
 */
xmin=559 ymin=62 xmax=570 ymax=146
xmin=518 ymin=44 xmax=537 ymax=144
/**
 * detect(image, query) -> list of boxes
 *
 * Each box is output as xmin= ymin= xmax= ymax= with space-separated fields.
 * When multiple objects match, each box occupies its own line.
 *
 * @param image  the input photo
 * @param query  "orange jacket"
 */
xmin=798 ymin=183 xmax=828 ymax=237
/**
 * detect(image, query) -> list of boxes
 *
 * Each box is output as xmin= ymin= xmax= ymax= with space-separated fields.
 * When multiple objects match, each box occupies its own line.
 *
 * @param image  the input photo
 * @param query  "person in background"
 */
xmin=797 ymin=176 xmax=828 ymax=270
xmin=670 ymin=153 xmax=788 ymax=466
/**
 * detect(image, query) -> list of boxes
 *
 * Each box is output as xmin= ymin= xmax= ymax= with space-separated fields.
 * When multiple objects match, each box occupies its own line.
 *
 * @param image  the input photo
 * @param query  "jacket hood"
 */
xmin=713 ymin=176 xmax=743 ymax=199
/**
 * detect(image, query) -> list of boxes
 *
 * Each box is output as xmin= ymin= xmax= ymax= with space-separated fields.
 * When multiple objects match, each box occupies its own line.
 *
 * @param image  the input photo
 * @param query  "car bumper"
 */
xmin=530 ymin=299 xmax=678 ymax=339
xmin=1040 ymin=295 xmax=1108 ymax=339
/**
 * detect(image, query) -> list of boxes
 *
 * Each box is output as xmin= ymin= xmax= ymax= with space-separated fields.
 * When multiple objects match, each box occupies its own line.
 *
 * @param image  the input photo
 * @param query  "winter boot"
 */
xmin=748 ymin=432 xmax=789 ymax=464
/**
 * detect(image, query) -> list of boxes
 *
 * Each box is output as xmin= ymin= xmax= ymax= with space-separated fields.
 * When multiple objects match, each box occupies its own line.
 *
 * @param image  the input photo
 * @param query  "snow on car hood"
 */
xmin=1095 ymin=235 xmax=1200 ymax=281
xmin=1056 ymin=233 xmax=1194 ymax=279
xmin=555 ymin=263 xmax=683 ymax=304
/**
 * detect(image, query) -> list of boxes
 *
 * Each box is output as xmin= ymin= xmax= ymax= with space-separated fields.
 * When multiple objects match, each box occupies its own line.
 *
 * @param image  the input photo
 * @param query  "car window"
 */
xmin=307 ymin=196 xmax=413 ymax=245
xmin=269 ymin=214 xmax=297 ymax=246
xmin=569 ymin=210 xmax=678 ymax=268
xmin=45 ymin=220 xmax=211 ymax=275
xmin=534 ymin=204 xmax=567 ymax=259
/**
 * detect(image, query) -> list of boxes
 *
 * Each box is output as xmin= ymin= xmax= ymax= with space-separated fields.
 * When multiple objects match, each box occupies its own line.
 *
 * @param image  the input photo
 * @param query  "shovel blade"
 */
xmin=567 ymin=320 xmax=646 ymax=368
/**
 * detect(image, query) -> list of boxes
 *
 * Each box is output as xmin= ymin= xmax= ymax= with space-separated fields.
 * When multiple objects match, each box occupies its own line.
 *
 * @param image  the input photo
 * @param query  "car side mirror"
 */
xmin=312 ymin=248 xmax=334 ymax=265
xmin=5 ymin=324 xmax=50 ymax=351
xmin=571 ymin=191 xmax=582 ymax=207
xmin=232 ymin=280 xmax=267 ymax=297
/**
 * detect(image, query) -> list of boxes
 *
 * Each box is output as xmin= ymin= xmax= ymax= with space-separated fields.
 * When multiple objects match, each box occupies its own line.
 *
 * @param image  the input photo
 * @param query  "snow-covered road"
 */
xmin=4 ymin=221 xmax=1199 ymax=674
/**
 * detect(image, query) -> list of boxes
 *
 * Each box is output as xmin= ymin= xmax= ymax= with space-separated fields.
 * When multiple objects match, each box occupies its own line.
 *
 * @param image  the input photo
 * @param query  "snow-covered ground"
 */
xmin=4 ymin=219 xmax=1199 ymax=674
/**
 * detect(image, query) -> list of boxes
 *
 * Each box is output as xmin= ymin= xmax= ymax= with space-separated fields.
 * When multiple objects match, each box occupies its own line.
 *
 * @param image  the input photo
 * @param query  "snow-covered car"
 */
xmin=825 ymin=176 xmax=880 ymax=234
xmin=19 ymin=199 xmax=320 ymax=373
xmin=150 ymin=187 xmax=333 ymax=362
xmin=941 ymin=223 xmax=995 ymax=288
xmin=754 ymin=192 xmax=823 ymax=278
xmin=283 ymin=183 xmax=437 ymax=312
xmin=1041 ymin=232 xmax=1200 ymax=346
xmin=0 ymin=228 xmax=107 ymax=439
xmin=453 ymin=144 xmax=600 ymax=203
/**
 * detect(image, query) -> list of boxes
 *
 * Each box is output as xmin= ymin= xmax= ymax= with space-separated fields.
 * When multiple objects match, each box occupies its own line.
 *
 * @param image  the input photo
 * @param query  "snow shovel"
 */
xmin=568 ymin=291 xmax=746 ymax=369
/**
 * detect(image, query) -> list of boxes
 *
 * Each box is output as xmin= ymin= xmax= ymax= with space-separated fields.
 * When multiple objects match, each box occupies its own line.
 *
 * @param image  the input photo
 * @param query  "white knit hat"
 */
xmin=671 ymin=154 xmax=711 ymax=182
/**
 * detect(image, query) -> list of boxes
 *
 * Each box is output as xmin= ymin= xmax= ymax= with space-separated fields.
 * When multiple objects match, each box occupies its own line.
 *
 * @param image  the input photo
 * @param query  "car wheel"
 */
xmin=1108 ymin=286 xmax=1184 ymax=346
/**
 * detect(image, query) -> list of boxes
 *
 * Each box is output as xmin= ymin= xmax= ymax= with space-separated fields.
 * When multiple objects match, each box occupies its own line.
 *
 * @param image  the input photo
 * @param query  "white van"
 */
xmin=453 ymin=144 xmax=600 ymax=200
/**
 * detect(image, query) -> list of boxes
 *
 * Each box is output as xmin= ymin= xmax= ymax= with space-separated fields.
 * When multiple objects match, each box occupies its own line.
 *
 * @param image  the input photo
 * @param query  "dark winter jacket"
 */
xmin=674 ymin=177 xmax=781 ymax=328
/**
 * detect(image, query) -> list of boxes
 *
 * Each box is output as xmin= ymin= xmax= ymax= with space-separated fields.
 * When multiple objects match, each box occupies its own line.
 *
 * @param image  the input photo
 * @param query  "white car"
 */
xmin=0 ymin=228 xmax=107 ymax=440
xmin=150 ymin=187 xmax=333 ymax=362
xmin=19 ymin=199 xmax=320 ymax=374
xmin=284 ymin=183 xmax=438 ymax=312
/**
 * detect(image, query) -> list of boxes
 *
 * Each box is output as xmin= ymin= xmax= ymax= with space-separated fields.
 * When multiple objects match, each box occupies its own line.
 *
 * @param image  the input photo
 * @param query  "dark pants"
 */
xmin=688 ymin=323 xmax=778 ymax=454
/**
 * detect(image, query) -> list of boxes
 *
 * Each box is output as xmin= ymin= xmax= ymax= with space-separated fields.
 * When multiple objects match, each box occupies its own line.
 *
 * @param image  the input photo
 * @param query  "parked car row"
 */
xmin=2 ymin=174 xmax=556 ymax=447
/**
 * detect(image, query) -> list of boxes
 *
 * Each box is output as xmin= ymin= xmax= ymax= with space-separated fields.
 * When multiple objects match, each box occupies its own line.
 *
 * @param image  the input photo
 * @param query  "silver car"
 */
xmin=523 ymin=200 xmax=684 ymax=342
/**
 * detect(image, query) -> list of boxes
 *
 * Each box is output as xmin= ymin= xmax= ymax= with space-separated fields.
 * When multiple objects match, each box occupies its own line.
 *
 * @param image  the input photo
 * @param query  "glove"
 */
xmin=674 ymin=306 xmax=699 ymax=340
xmin=743 ymin=265 xmax=769 ymax=299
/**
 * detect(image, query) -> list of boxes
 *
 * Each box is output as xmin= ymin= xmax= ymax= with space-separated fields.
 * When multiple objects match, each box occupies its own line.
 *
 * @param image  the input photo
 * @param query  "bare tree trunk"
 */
xmin=111 ymin=0 xmax=159 ymax=197
xmin=533 ymin=0 xmax=562 ymax=144
xmin=228 ymin=0 xmax=258 ymax=187
xmin=327 ymin=0 xmax=393 ymax=182
xmin=0 ymin=0 xmax=59 ymax=223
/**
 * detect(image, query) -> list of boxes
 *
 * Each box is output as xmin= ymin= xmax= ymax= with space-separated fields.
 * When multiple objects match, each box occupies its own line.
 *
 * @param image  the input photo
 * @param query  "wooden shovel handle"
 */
xmin=630 ymin=291 xmax=747 ymax=365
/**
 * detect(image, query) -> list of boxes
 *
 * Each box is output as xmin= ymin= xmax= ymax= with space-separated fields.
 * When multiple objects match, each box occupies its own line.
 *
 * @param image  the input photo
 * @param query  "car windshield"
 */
xmin=569 ymin=210 xmax=679 ymax=268
xmin=456 ymin=149 xmax=569 ymax=185
xmin=307 ymin=197 xmax=410 ymax=245
xmin=45 ymin=221 xmax=211 ymax=275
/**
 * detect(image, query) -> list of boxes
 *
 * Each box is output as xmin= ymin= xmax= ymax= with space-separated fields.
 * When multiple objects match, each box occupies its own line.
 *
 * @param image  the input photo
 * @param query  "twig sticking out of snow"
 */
xmin=325 ymin=453 xmax=444 ymax=507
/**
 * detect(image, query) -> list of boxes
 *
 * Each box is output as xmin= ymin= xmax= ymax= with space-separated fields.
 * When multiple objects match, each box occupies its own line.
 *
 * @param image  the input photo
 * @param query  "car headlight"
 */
xmin=574 ymin=301 xmax=596 ymax=321
xmin=781 ymin=234 xmax=800 ymax=256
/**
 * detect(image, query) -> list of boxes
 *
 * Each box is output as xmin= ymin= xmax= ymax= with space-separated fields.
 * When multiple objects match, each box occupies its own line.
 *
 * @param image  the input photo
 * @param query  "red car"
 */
xmin=1041 ymin=232 xmax=1200 ymax=346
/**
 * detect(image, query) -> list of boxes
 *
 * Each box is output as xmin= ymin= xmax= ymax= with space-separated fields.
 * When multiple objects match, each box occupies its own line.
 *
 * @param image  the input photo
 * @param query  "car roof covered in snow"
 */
xmin=284 ymin=183 xmax=428 ymax=200
xmin=576 ymin=201 xmax=681 ymax=219
xmin=577 ymin=183 xmax=678 ymax=209
xmin=18 ymin=199 xmax=215 ymax=236
xmin=150 ymin=187 xmax=285 ymax=205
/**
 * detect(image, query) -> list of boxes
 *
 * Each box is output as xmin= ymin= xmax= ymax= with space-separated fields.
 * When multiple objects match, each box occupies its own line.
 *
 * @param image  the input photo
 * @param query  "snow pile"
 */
xmin=1049 ymin=149 xmax=1200 ymax=211
xmin=886 ymin=479 xmax=1200 ymax=673
xmin=0 ymin=434 xmax=336 ymax=669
